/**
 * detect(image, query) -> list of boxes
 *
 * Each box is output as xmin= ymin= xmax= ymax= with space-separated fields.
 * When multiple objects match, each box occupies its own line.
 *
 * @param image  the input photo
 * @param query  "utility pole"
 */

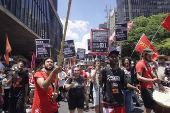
xmin=128 ymin=0 xmax=132 ymax=21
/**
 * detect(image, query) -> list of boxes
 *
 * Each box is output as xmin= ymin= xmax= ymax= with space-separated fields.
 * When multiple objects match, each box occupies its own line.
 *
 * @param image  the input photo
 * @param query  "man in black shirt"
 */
xmin=100 ymin=50 xmax=140 ymax=113
xmin=7 ymin=61 xmax=29 ymax=113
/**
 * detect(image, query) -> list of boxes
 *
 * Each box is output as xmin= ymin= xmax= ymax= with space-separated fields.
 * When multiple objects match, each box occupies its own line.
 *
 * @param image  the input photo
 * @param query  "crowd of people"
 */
xmin=0 ymin=48 xmax=169 ymax=113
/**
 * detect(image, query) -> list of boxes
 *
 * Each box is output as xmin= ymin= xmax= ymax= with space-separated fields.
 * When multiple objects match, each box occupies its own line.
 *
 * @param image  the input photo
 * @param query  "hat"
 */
xmin=109 ymin=50 xmax=119 ymax=56
xmin=157 ymin=55 xmax=168 ymax=61
xmin=142 ymin=49 xmax=154 ymax=55
xmin=87 ymin=66 xmax=92 ymax=69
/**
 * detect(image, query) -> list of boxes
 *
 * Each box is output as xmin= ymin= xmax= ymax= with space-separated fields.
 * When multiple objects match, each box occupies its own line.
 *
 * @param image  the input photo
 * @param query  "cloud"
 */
xmin=74 ymin=33 xmax=90 ymax=53
xmin=61 ymin=19 xmax=89 ymax=31
xmin=66 ymin=29 xmax=79 ymax=39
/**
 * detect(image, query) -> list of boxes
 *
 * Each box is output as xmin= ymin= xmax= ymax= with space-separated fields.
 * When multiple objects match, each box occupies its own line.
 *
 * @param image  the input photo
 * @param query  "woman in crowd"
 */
xmin=65 ymin=66 xmax=88 ymax=113
xmin=29 ymin=70 xmax=35 ymax=105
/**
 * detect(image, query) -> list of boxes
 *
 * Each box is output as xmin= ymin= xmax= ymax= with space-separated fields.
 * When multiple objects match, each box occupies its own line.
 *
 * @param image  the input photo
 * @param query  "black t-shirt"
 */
xmin=165 ymin=65 xmax=170 ymax=77
xmin=65 ymin=76 xmax=85 ymax=97
xmin=121 ymin=67 xmax=134 ymax=91
xmin=10 ymin=72 xmax=29 ymax=98
xmin=102 ymin=67 xmax=127 ymax=106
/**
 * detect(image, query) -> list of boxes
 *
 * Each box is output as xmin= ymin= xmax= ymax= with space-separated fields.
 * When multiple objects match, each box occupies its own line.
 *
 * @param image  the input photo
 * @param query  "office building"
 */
xmin=99 ymin=22 xmax=107 ymax=28
xmin=0 ymin=0 xmax=63 ymax=61
xmin=117 ymin=0 xmax=170 ymax=23
xmin=109 ymin=8 xmax=118 ymax=36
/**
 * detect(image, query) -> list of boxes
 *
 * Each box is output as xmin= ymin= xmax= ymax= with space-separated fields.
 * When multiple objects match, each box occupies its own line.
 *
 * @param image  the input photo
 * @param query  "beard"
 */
xmin=110 ymin=60 xmax=117 ymax=67
xmin=45 ymin=65 xmax=54 ymax=71
xmin=145 ymin=56 xmax=151 ymax=62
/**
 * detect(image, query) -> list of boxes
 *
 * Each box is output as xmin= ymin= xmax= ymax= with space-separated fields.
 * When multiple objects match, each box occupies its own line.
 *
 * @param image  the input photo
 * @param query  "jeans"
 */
xmin=122 ymin=90 xmax=134 ymax=113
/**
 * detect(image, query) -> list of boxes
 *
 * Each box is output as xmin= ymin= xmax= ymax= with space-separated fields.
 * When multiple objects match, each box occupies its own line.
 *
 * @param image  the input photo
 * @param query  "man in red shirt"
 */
xmin=136 ymin=49 xmax=168 ymax=113
xmin=32 ymin=57 xmax=61 ymax=113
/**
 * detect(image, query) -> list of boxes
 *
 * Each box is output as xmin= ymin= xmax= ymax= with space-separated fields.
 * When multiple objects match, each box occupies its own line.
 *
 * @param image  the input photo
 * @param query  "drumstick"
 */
xmin=53 ymin=0 xmax=72 ymax=100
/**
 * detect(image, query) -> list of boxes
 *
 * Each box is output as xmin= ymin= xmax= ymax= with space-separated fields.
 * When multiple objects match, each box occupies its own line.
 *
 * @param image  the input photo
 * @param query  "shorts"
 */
xmin=59 ymin=86 xmax=67 ymax=93
xmin=141 ymin=88 xmax=154 ymax=109
xmin=67 ymin=95 xmax=85 ymax=110
xmin=93 ymin=91 xmax=103 ymax=106
xmin=103 ymin=102 xmax=125 ymax=113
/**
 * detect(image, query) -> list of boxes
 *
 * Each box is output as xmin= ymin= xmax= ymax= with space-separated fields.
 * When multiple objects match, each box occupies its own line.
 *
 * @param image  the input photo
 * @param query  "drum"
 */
xmin=153 ymin=87 xmax=170 ymax=113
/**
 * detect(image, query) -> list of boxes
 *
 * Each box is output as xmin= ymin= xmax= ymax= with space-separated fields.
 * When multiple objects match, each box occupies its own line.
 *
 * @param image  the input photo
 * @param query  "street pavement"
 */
xmin=26 ymin=97 xmax=154 ymax=113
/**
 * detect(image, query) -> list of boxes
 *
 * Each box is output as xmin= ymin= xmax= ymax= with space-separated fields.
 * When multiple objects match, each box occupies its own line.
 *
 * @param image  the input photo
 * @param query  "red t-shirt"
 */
xmin=31 ymin=72 xmax=58 ymax=113
xmin=80 ymin=71 xmax=87 ymax=79
xmin=135 ymin=60 xmax=153 ymax=89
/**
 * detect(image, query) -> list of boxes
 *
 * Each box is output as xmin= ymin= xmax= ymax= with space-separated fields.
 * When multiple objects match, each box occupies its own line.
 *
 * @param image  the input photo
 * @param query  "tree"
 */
xmin=115 ymin=13 xmax=170 ymax=60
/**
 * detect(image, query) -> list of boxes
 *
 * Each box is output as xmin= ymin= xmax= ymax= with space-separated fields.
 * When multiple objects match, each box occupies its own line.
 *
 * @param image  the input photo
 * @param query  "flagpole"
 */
xmin=149 ymin=25 xmax=162 ymax=47
xmin=53 ymin=0 xmax=72 ymax=96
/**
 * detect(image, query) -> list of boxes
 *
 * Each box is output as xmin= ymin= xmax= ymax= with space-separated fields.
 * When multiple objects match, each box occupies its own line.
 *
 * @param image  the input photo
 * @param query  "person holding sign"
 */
xmin=100 ymin=50 xmax=140 ymax=113
xmin=65 ymin=66 xmax=88 ymax=113
xmin=32 ymin=57 xmax=61 ymax=113
xmin=91 ymin=59 xmax=103 ymax=113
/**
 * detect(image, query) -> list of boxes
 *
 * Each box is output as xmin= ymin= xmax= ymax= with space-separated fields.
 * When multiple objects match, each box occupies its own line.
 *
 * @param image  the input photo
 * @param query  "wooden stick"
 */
xmin=54 ymin=0 xmax=72 ymax=94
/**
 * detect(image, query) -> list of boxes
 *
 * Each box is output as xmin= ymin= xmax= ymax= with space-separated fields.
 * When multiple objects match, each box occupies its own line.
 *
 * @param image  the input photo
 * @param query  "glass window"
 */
xmin=34 ymin=3 xmax=37 ymax=32
xmin=21 ymin=0 xmax=25 ymax=22
xmin=16 ymin=0 xmax=21 ymax=19
xmin=25 ymin=0 xmax=29 ymax=25
xmin=10 ymin=0 xmax=16 ymax=15
xmin=37 ymin=7 xmax=39 ymax=35
xmin=0 ymin=0 xmax=4 ymax=5
xmin=5 ymin=0 xmax=11 ymax=10
xmin=28 ymin=0 xmax=32 ymax=28
xmin=32 ymin=0 xmax=35 ymax=30
xmin=46 ymin=1 xmax=50 ymax=22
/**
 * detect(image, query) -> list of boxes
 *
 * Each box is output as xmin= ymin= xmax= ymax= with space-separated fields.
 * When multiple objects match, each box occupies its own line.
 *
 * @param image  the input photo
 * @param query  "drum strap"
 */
xmin=43 ymin=72 xmax=54 ymax=90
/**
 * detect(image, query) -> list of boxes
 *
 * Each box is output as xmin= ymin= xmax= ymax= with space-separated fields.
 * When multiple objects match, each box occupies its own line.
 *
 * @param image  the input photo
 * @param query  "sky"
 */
xmin=58 ymin=0 xmax=117 ymax=53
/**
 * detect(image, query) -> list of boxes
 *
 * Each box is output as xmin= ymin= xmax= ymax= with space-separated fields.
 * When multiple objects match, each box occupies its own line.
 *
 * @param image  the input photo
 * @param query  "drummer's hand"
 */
xmin=152 ymin=78 xmax=161 ymax=83
xmin=134 ymin=87 xmax=141 ymax=94
xmin=53 ymin=66 xmax=62 ymax=74
xmin=158 ymin=84 xmax=169 ymax=93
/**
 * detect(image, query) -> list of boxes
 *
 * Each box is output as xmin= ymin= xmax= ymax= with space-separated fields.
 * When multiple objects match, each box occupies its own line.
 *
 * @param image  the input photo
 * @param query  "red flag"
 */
xmin=5 ymin=35 xmax=11 ymax=65
xmin=110 ymin=21 xmax=133 ymax=42
xmin=161 ymin=13 xmax=170 ymax=32
xmin=135 ymin=34 xmax=159 ymax=60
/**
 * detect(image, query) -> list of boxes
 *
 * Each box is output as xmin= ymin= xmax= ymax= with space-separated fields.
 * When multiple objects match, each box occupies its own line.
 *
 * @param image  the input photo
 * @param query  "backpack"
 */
xmin=131 ymin=62 xmax=145 ymax=85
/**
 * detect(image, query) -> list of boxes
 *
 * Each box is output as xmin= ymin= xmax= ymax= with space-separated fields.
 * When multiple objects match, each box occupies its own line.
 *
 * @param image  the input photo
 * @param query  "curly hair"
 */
xmin=122 ymin=56 xmax=131 ymax=67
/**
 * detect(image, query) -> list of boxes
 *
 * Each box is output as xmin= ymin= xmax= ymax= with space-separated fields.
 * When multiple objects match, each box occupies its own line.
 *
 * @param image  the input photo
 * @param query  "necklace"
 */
xmin=111 ymin=69 xmax=117 ymax=75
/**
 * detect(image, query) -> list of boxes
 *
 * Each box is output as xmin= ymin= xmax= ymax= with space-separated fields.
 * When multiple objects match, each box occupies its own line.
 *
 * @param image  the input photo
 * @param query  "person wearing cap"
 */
xmin=135 ymin=49 xmax=168 ymax=113
xmin=156 ymin=55 xmax=169 ymax=86
xmin=86 ymin=66 xmax=92 ymax=102
xmin=99 ymin=50 xmax=140 ymax=113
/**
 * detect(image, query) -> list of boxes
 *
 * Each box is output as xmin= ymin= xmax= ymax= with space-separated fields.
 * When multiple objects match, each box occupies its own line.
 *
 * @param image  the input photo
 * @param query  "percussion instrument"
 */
xmin=153 ymin=87 xmax=170 ymax=113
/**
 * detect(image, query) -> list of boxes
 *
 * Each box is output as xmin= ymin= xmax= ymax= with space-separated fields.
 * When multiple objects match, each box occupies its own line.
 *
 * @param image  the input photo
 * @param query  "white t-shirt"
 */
xmin=58 ymin=71 xmax=67 ymax=87
xmin=91 ymin=70 xmax=102 ymax=92
xmin=86 ymin=72 xmax=91 ymax=86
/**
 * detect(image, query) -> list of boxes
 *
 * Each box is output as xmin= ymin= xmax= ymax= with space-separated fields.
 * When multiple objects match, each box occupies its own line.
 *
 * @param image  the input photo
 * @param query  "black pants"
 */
xmin=3 ymin=89 xmax=10 ymax=111
xmin=90 ymin=82 xmax=93 ymax=101
xmin=10 ymin=97 xmax=24 ymax=113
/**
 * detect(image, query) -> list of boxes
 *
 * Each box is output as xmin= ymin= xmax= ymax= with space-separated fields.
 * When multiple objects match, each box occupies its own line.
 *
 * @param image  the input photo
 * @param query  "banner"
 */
xmin=90 ymin=28 xmax=109 ymax=55
xmin=161 ymin=13 xmax=170 ymax=32
xmin=115 ymin=23 xmax=127 ymax=41
xmin=35 ymin=39 xmax=51 ymax=58
xmin=76 ymin=48 xmax=86 ymax=60
xmin=63 ymin=40 xmax=76 ymax=58
xmin=135 ymin=33 xmax=159 ymax=60
xmin=87 ymin=39 xmax=90 ymax=50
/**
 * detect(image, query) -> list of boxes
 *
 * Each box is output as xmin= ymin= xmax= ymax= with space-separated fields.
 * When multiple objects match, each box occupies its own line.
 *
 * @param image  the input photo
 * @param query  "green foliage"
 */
xmin=121 ymin=13 xmax=170 ymax=60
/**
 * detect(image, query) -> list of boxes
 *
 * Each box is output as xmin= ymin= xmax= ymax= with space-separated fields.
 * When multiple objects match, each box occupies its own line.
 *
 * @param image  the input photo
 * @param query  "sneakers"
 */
xmin=86 ymin=106 xmax=92 ymax=111
xmin=64 ymin=98 xmax=67 ymax=102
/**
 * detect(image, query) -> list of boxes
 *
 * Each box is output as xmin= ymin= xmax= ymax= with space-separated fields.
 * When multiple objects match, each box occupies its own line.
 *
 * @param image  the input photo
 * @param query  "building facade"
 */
xmin=117 ymin=0 xmax=170 ymax=23
xmin=109 ymin=8 xmax=118 ymax=36
xmin=0 ymin=0 xmax=63 ymax=61
xmin=99 ymin=22 xmax=107 ymax=28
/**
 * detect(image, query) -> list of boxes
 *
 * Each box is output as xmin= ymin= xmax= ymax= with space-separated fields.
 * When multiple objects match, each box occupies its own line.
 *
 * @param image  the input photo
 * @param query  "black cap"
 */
xmin=109 ymin=50 xmax=119 ymax=57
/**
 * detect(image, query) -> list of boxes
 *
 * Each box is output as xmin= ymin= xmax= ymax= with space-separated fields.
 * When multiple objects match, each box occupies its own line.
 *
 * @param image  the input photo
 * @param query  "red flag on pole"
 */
xmin=110 ymin=21 xmax=133 ymax=42
xmin=161 ymin=13 xmax=170 ymax=32
xmin=5 ymin=34 xmax=11 ymax=65
xmin=135 ymin=34 xmax=159 ymax=60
